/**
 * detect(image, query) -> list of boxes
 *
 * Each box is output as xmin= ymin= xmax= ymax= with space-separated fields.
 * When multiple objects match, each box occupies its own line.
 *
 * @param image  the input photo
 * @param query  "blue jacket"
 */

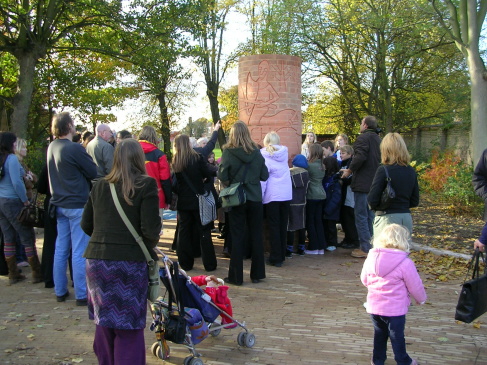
xmin=323 ymin=173 xmax=342 ymax=220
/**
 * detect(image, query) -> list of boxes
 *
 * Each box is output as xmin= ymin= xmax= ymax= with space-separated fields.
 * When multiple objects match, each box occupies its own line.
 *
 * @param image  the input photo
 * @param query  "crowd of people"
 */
xmin=6 ymin=113 xmax=484 ymax=365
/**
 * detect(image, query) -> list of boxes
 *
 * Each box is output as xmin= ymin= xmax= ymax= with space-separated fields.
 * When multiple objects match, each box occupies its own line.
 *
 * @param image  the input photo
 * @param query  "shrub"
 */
xmin=416 ymin=150 xmax=483 ymax=217
xmin=419 ymin=150 xmax=461 ymax=193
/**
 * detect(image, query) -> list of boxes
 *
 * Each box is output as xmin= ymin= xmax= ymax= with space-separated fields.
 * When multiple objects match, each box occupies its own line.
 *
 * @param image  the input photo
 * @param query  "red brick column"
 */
xmin=238 ymin=54 xmax=302 ymax=164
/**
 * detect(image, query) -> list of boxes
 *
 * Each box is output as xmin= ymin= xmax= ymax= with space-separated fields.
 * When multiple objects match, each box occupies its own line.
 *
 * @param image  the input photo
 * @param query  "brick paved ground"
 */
xmin=1 ymin=221 xmax=486 ymax=365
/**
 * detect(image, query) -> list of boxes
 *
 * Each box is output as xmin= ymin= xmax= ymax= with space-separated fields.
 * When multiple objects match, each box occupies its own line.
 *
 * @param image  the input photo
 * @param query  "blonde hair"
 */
xmin=105 ymin=139 xmax=147 ymax=205
xmin=308 ymin=143 xmax=324 ymax=165
xmin=340 ymin=145 xmax=354 ymax=155
xmin=335 ymin=133 xmax=349 ymax=147
xmin=172 ymin=134 xmax=200 ymax=173
xmin=138 ymin=125 xmax=159 ymax=145
xmin=381 ymin=133 xmax=410 ymax=166
xmin=263 ymin=131 xmax=280 ymax=155
xmin=302 ymin=132 xmax=316 ymax=147
xmin=14 ymin=138 xmax=27 ymax=162
xmin=373 ymin=224 xmax=411 ymax=252
xmin=223 ymin=121 xmax=258 ymax=154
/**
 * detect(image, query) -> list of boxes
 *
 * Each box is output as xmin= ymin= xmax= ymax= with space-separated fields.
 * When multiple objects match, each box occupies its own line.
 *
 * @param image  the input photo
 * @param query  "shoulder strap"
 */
xmin=109 ymin=183 xmax=153 ymax=263
xmin=231 ymin=162 xmax=251 ymax=184
xmin=181 ymin=171 xmax=199 ymax=196
xmin=383 ymin=165 xmax=390 ymax=180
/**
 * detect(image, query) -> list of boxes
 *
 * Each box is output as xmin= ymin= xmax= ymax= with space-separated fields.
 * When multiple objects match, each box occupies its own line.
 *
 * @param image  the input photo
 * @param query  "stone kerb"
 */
xmin=238 ymin=54 xmax=302 ymax=163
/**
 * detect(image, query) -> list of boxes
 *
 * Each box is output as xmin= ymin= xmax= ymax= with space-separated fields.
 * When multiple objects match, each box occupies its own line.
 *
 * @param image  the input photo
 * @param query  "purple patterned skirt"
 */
xmin=86 ymin=259 xmax=148 ymax=330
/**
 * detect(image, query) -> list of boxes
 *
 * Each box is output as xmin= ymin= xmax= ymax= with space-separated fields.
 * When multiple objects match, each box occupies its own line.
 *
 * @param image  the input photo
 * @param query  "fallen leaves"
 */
xmin=411 ymin=194 xmax=484 ymax=281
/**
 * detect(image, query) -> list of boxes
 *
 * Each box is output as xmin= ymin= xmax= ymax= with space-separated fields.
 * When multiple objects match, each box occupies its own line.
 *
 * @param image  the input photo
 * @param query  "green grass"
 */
xmin=213 ymin=148 xmax=222 ymax=159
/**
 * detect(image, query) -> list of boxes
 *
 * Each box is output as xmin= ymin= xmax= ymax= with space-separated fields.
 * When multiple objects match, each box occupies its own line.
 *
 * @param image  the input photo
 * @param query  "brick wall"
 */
xmin=401 ymin=122 xmax=472 ymax=164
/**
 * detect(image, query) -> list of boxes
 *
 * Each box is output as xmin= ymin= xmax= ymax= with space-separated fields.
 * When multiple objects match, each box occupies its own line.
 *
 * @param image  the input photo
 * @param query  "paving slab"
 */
xmin=0 ymin=221 xmax=486 ymax=365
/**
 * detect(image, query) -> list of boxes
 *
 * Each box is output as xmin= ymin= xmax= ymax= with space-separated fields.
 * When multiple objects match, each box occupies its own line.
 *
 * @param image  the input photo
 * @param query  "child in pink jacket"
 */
xmin=361 ymin=224 xmax=426 ymax=365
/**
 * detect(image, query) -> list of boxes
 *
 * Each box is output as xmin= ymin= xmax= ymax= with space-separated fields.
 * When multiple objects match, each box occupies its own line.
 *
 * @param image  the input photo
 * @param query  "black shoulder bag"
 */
xmin=375 ymin=165 xmax=396 ymax=212
xmin=455 ymin=249 xmax=487 ymax=323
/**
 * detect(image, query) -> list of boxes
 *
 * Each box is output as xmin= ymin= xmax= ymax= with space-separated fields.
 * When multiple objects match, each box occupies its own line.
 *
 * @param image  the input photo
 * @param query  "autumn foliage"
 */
xmin=419 ymin=150 xmax=461 ymax=192
xmin=416 ymin=150 xmax=483 ymax=217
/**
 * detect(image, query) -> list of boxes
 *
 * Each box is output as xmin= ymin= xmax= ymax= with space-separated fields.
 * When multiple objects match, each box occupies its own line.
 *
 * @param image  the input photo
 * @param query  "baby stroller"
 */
xmin=149 ymin=248 xmax=256 ymax=365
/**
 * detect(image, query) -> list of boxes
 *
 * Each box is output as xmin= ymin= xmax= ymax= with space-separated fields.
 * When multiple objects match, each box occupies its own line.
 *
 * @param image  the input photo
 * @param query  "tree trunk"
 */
xmin=468 ymin=53 xmax=487 ymax=165
xmin=207 ymin=85 xmax=226 ymax=148
xmin=11 ymin=52 xmax=38 ymax=138
xmin=157 ymin=93 xmax=172 ymax=161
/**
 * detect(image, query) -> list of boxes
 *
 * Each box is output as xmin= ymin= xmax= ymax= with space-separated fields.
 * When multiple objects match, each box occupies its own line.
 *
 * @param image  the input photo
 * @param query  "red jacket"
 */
xmin=139 ymin=140 xmax=171 ymax=208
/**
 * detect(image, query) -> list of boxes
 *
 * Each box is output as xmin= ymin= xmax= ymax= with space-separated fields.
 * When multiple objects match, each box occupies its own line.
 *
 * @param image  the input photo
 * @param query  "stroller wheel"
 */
xmin=184 ymin=356 xmax=204 ymax=365
xmin=151 ymin=342 xmax=159 ymax=357
xmin=237 ymin=332 xmax=256 ymax=348
xmin=244 ymin=332 xmax=256 ymax=348
xmin=209 ymin=322 xmax=221 ymax=337
xmin=157 ymin=341 xmax=170 ymax=360
xmin=237 ymin=332 xmax=246 ymax=346
xmin=184 ymin=356 xmax=203 ymax=365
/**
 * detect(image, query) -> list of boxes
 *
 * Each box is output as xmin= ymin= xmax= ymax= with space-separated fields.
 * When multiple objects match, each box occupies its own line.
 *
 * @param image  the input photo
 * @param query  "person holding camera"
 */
xmin=341 ymin=116 xmax=381 ymax=258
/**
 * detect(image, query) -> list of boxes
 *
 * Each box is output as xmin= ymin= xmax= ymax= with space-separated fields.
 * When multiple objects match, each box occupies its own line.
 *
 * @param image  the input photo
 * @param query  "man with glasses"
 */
xmin=86 ymin=124 xmax=115 ymax=182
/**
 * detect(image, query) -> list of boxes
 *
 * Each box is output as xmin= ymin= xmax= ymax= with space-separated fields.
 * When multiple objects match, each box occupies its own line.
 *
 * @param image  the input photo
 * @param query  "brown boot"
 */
xmin=6 ymin=256 xmax=26 ymax=285
xmin=27 ymin=256 xmax=43 ymax=284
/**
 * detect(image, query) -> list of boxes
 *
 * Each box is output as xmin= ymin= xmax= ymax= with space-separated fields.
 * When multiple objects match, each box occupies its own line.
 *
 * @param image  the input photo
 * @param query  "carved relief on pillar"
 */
xmin=238 ymin=55 xmax=302 ymax=162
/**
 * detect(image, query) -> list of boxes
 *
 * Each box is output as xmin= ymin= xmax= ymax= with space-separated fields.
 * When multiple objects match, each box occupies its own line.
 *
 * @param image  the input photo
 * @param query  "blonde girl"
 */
xmin=301 ymin=132 xmax=317 ymax=158
xmin=361 ymin=224 xmax=426 ymax=365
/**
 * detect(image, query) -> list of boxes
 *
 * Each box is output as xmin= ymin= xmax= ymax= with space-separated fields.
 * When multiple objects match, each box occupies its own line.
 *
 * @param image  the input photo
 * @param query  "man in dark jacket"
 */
xmin=341 ymin=116 xmax=381 ymax=258
xmin=473 ymin=148 xmax=487 ymax=221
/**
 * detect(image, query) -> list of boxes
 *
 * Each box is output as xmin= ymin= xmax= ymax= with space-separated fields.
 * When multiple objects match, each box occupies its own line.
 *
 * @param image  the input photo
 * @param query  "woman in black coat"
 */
xmin=217 ymin=121 xmax=269 ymax=285
xmin=367 ymin=133 xmax=419 ymax=238
xmin=172 ymin=134 xmax=217 ymax=272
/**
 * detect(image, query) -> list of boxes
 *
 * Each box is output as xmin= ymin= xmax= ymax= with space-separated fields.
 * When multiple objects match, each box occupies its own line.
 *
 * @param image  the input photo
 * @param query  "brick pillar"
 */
xmin=238 ymin=55 xmax=302 ymax=164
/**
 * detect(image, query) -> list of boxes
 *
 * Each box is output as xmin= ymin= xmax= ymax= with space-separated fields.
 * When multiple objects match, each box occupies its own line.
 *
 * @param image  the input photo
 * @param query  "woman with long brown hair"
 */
xmin=218 ymin=121 xmax=269 ymax=285
xmin=305 ymin=143 xmax=327 ymax=254
xmin=81 ymin=138 xmax=162 ymax=365
xmin=172 ymin=134 xmax=217 ymax=272
xmin=0 ymin=132 xmax=42 ymax=285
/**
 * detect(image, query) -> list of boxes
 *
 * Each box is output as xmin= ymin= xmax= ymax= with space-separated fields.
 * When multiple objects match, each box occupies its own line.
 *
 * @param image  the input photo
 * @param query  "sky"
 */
xmin=109 ymin=10 xmax=249 ymax=133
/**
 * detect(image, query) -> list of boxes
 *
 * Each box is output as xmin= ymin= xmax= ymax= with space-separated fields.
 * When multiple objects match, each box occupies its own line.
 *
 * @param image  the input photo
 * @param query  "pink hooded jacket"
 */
xmin=361 ymin=248 xmax=427 ymax=317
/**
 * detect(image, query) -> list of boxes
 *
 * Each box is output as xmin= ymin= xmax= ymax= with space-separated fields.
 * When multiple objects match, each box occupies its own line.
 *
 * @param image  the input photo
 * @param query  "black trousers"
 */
xmin=340 ymin=205 xmax=359 ymax=244
xmin=323 ymin=219 xmax=338 ymax=246
xmin=265 ymin=201 xmax=290 ymax=264
xmin=177 ymin=209 xmax=217 ymax=272
xmin=40 ymin=208 xmax=58 ymax=288
xmin=227 ymin=201 xmax=266 ymax=284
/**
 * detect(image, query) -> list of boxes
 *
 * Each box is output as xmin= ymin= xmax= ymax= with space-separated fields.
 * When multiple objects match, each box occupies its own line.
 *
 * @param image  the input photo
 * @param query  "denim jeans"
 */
xmin=353 ymin=192 xmax=374 ymax=252
xmin=54 ymin=207 xmax=90 ymax=300
xmin=371 ymin=314 xmax=412 ymax=365
xmin=373 ymin=213 xmax=413 ymax=239
xmin=0 ymin=197 xmax=35 ymax=249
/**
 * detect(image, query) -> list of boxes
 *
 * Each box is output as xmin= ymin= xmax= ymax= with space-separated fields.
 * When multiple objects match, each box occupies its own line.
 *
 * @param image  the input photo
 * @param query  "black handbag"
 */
xmin=163 ymin=262 xmax=187 ymax=344
xmin=375 ymin=166 xmax=396 ymax=211
xmin=17 ymin=193 xmax=45 ymax=228
xmin=455 ymin=249 xmax=487 ymax=323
